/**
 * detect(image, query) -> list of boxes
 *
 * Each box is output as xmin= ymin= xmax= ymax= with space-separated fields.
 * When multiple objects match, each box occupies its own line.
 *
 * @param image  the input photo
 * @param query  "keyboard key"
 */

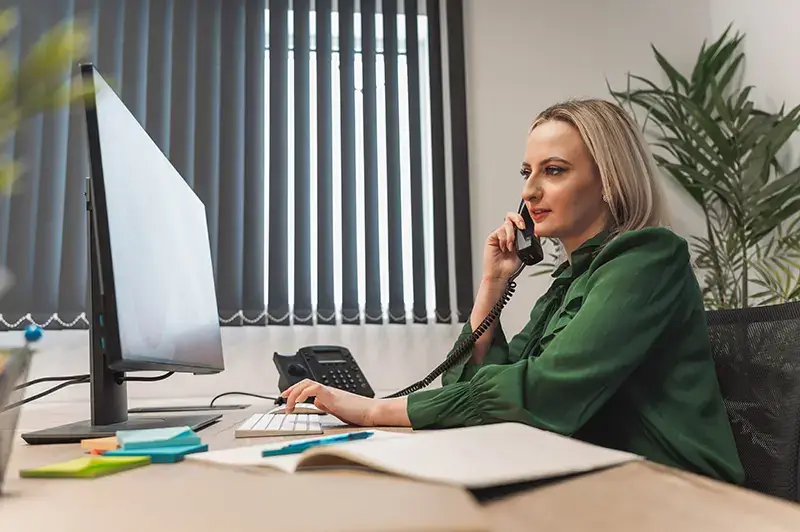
xmin=234 ymin=413 xmax=324 ymax=438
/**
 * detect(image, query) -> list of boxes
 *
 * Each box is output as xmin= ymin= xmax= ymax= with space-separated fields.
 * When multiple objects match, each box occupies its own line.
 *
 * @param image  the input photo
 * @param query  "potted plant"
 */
xmin=602 ymin=25 xmax=800 ymax=309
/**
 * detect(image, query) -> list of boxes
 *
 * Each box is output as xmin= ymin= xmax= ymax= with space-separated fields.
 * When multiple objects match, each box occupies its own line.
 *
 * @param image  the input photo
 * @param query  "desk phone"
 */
xmin=274 ymin=346 xmax=375 ymax=399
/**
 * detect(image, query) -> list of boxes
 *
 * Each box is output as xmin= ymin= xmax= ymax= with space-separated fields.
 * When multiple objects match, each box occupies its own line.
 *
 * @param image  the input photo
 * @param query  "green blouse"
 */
xmin=406 ymin=227 xmax=745 ymax=485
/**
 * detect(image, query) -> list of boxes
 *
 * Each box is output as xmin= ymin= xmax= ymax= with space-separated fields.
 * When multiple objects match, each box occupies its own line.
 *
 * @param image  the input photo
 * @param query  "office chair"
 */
xmin=706 ymin=301 xmax=800 ymax=501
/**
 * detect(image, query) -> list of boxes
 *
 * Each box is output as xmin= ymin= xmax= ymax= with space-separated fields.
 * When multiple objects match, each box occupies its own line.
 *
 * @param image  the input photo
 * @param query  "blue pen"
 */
xmin=262 ymin=431 xmax=375 ymax=457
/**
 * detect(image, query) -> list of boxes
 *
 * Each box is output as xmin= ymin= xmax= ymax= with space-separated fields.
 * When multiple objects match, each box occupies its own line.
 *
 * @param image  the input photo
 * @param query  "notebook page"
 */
xmin=298 ymin=422 xmax=642 ymax=489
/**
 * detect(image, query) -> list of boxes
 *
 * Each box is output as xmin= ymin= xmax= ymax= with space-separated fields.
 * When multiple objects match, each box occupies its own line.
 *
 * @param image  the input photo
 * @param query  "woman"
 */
xmin=281 ymin=98 xmax=746 ymax=484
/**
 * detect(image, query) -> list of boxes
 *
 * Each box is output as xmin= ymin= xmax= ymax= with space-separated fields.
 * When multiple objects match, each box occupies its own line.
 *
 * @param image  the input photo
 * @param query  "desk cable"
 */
xmin=2 ymin=371 xmax=175 ymax=412
xmin=208 ymin=391 xmax=280 ymax=408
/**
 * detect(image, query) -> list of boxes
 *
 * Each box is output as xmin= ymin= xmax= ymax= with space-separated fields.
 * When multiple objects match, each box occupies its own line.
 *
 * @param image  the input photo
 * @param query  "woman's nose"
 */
xmin=521 ymin=180 xmax=540 ymax=203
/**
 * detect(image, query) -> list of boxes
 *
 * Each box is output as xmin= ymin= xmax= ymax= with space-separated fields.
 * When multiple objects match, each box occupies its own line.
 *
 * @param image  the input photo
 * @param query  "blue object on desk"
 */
xmin=104 ymin=443 xmax=208 ymax=463
xmin=262 ymin=431 xmax=375 ymax=457
xmin=116 ymin=426 xmax=201 ymax=450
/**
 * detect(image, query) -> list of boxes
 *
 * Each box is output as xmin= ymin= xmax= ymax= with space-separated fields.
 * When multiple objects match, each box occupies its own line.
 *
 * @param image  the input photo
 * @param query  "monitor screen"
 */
xmin=86 ymin=65 xmax=224 ymax=374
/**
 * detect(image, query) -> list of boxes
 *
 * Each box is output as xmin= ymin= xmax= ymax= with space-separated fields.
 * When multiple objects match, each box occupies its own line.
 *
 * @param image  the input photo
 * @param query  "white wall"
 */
xmin=462 ymin=0 xmax=712 ymax=333
xmin=710 ymin=0 xmax=800 ymax=113
xmin=710 ymin=0 xmax=800 ymax=167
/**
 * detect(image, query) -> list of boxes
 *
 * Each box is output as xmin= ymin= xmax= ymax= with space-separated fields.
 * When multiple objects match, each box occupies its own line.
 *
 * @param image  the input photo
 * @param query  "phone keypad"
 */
xmin=320 ymin=364 xmax=369 ymax=394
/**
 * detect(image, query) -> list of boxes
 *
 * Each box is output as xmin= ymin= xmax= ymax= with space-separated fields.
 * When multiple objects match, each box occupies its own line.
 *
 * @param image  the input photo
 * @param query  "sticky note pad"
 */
xmin=20 ymin=456 xmax=150 ymax=479
xmin=104 ymin=443 xmax=208 ymax=463
xmin=81 ymin=436 xmax=119 ymax=452
xmin=116 ymin=426 xmax=201 ymax=450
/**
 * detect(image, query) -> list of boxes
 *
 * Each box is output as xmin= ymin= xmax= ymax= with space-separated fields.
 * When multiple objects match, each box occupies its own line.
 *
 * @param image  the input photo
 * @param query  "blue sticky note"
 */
xmin=116 ymin=426 xmax=201 ymax=450
xmin=103 ymin=443 xmax=209 ymax=463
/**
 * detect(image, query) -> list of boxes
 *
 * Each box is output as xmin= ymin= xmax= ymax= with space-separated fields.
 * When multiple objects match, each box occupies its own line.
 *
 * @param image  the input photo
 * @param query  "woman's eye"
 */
xmin=519 ymin=169 xmax=531 ymax=179
xmin=545 ymin=166 xmax=564 ymax=176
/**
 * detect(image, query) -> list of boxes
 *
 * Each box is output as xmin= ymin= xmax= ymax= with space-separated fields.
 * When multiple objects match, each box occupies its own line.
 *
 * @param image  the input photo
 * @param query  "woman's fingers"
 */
xmin=495 ymin=227 xmax=508 ymax=252
xmin=313 ymin=397 xmax=333 ymax=414
xmin=503 ymin=220 xmax=515 ymax=251
xmin=284 ymin=379 xmax=316 ymax=411
xmin=294 ymin=382 xmax=325 ymax=406
xmin=505 ymin=211 xmax=525 ymax=229
xmin=281 ymin=379 xmax=305 ymax=398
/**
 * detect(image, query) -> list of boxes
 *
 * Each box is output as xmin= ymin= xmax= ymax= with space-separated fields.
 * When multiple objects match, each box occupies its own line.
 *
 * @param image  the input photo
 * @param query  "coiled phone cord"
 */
xmin=382 ymin=263 xmax=526 ymax=399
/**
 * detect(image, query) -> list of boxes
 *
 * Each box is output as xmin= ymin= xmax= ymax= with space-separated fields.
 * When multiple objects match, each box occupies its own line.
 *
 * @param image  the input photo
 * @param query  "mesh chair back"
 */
xmin=706 ymin=301 xmax=800 ymax=501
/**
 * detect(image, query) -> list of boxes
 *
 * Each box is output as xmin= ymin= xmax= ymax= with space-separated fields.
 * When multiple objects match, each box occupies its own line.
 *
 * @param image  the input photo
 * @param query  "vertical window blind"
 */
xmin=265 ymin=0 xmax=474 ymax=326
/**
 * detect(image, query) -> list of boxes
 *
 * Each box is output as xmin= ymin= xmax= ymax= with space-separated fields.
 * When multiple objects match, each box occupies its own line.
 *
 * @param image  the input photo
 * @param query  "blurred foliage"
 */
xmin=607 ymin=24 xmax=800 ymax=309
xmin=0 ymin=9 xmax=92 ymax=194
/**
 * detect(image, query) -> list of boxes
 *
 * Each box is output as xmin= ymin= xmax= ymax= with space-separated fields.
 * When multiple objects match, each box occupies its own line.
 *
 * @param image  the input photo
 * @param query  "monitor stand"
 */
xmin=20 ymin=179 xmax=222 ymax=445
xmin=19 ymin=325 xmax=223 ymax=444
xmin=19 ymin=336 xmax=223 ymax=444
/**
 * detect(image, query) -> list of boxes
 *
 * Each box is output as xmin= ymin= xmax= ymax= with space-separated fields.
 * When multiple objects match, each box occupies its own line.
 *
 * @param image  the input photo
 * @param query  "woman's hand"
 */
xmin=483 ymin=211 xmax=525 ymax=282
xmin=281 ymin=379 xmax=379 ymax=426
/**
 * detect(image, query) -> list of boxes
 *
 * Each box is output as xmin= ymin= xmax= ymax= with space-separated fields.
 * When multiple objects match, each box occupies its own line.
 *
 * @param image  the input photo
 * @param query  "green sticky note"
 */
xmin=20 ymin=456 xmax=151 ymax=479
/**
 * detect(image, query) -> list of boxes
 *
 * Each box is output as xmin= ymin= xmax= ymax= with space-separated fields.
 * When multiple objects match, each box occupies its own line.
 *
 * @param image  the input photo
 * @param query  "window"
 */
xmin=264 ymin=8 xmax=436 ymax=324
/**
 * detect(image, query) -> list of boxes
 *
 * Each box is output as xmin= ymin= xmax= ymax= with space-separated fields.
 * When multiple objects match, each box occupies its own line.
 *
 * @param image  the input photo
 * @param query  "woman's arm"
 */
xmin=370 ymin=397 xmax=412 ymax=427
xmin=468 ymin=276 xmax=513 ymax=364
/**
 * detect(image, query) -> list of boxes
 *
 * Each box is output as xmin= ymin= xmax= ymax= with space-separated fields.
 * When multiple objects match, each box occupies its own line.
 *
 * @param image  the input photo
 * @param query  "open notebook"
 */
xmin=187 ymin=422 xmax=642 ymax=490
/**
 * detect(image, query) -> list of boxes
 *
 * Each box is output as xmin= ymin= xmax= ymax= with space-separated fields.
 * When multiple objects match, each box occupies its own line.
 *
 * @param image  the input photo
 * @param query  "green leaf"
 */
xmin=718 ymin=53 xmax=744 ymax=95
xmin=754 ymin=165 xmax=800 ymax=203
xmin=708 ymin=79 xmax=734 ymax=130
xmin=16 ymin=19 xmax=90 ymax=117
xmin=0 ymin=8 xmax=19 ymax=45
xmin=0 ymin=156 xmax=24 ymax=194
xmin=651 ymin=44 xmax=689 ymax=93
xmin=0 ymin=15 xmax=93 ymax=197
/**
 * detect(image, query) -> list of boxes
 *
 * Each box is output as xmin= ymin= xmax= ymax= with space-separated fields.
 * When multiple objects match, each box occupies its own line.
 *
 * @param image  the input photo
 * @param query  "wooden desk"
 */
xmin=3 ymin=405 xmax=800 ymax=531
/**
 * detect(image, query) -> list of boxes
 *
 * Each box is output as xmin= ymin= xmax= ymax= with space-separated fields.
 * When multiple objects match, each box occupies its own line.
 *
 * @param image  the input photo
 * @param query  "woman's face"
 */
xmin=520 ymin=119 xmax=609 ymax=256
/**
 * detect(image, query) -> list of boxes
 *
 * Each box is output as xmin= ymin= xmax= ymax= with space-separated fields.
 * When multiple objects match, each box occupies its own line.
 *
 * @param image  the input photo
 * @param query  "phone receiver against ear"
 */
xmin=515 ymin=200 xmax=544 ymax=266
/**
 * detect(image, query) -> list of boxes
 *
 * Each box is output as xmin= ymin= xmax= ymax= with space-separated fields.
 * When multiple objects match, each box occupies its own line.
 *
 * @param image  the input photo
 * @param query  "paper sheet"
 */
xmin=300 ymin=423 xmax=642 ymax=489
xmin=187 ymin=423 xmax=641 ymax=489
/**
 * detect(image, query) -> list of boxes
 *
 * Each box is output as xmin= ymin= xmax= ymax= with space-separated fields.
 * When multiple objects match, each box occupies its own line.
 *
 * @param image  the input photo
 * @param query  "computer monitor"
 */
xmin=21 ymin=63 xmax=226 ymax=444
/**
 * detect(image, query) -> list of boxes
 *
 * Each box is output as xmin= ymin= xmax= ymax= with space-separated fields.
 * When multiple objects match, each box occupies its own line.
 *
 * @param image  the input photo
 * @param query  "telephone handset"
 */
xmin=274 ymin=201 xmax=544 ymax=401
xmin=514 ymin=199 xmax=545 ymax=267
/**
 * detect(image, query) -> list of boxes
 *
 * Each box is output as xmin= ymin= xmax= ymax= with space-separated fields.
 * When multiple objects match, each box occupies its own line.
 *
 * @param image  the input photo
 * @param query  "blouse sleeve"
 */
xmin=441 ymin=315 xmax=537 ymax=386
xmin=406 ymin=228 xmax=690 ymax=433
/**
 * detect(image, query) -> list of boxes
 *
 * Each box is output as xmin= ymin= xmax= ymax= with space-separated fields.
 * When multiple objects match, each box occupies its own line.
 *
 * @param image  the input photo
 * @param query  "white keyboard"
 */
xmin=234 ymin=413 xmax=323 ymax=438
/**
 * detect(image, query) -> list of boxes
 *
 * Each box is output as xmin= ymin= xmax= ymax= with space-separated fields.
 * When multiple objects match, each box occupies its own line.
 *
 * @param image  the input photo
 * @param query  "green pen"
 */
xmin=262 ymin=431 xmax=375 ymax=457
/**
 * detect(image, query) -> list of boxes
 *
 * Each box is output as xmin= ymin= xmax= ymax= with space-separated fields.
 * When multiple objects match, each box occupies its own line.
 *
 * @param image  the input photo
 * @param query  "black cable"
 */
xmin=14 ymin=374 xmax=89 ymax=390
xmin=15 ymin=371 xmax=173 ymax=390
xmin=209 ymin=391 xmax=279 ymax=407
xmin=1 ymin=376 xmax=90 ymax=412
xmin=6 ymin=372 xmax=174 ymax=412
xmin=123 ymin=372 xmax=174 ymax=382
xmin=382 ymin=264 xmax=525 ymax=399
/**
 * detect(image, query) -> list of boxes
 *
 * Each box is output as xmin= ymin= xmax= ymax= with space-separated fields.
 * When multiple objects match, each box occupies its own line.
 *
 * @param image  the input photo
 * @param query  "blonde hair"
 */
xmin=529 ymin=98 xmax=669 ymax=234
